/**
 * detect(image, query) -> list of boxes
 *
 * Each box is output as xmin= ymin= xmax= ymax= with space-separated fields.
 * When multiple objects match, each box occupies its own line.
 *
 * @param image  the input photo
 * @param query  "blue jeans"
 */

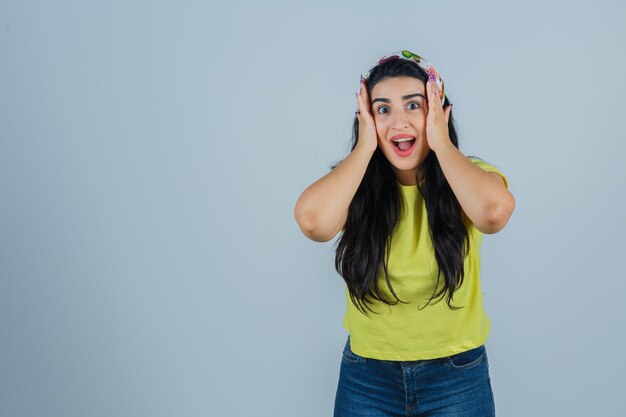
xmin=334 ymin=335 xmax=496 ymax=416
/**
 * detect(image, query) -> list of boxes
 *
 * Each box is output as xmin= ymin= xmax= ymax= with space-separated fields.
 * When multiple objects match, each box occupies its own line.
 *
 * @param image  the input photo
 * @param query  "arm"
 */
xmin=294 ymin=143 xmax=375 ymax=242
xmin=434 ymin=143 xmax=515 ymax=234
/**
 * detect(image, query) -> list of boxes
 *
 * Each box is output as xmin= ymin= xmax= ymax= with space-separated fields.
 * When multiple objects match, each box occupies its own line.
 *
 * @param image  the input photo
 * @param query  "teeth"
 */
xmin=393 ymin=137 xmax=415 ymax=143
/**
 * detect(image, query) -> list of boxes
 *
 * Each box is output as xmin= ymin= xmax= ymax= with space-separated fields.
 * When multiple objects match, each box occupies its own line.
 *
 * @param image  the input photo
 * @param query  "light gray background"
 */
xmin=1 ymin=1 xmax=624 ymax=416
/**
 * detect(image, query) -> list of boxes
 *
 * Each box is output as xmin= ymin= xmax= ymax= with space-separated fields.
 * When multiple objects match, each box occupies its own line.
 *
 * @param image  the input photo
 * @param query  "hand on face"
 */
xmin=355 ymin=76 xmax=379 ymax=152
xmin=425 ymin=68 xmax=453 ymax=153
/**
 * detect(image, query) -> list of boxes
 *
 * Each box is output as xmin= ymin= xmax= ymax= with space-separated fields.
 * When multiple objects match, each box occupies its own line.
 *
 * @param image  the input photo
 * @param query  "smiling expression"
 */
xmin=369 ymin=76 xmax=430 ymax=186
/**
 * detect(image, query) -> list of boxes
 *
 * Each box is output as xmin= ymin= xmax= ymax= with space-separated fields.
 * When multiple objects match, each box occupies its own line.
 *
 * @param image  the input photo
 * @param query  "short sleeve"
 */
xmin=468 ymin=157 xmax=509 ymax=190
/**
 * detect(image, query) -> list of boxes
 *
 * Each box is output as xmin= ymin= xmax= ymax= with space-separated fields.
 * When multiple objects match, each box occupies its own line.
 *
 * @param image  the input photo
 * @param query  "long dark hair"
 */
xmin=331 ymin=57 xmax=473 ymax=317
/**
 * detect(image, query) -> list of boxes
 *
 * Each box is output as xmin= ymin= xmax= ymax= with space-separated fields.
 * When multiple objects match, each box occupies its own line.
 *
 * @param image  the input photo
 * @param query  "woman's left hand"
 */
xmin=425 ymin=70 xmax=453 ymax=153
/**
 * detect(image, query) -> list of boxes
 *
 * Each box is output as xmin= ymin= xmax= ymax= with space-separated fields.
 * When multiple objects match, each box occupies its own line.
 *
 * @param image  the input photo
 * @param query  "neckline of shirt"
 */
xmin=396 ymin=179 xmax=424 ymax=193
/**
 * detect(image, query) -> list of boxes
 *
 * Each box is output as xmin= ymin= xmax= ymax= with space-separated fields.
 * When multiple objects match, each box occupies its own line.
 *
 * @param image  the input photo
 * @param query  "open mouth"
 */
xmin=391 ymin=138 xmax=416 ymax=157
xmin=392 ymin=138 xmax=416 ymax=150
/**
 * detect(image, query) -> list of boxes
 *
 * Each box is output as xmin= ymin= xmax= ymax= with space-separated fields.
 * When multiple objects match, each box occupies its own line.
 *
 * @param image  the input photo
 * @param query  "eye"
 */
xmin=407 ymin=101 xmax=420 ymax=110
xmin=376 ymin=106 xmax=389 ymax=114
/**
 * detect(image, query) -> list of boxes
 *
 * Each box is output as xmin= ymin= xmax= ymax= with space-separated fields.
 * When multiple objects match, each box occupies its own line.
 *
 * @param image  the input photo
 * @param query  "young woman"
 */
xmin=294 ymin=50 xmax=515 ymax=416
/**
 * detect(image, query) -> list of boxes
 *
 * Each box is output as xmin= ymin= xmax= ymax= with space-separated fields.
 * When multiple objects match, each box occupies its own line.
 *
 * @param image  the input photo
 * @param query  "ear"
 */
xmin=444 ymin=104 xmax=452 ymax=124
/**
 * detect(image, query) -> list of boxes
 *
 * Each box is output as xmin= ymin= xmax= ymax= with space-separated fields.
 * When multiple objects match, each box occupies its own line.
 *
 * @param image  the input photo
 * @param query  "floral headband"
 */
xmin=362 ymin=50 xmax=446 ymax=105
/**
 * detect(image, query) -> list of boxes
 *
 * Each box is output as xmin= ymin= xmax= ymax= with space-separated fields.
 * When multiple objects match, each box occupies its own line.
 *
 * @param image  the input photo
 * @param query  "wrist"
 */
xmin=355 ymin=142 xmax=377 ymax=155
xmin=432 ymin=138 xmax=455 ymax=155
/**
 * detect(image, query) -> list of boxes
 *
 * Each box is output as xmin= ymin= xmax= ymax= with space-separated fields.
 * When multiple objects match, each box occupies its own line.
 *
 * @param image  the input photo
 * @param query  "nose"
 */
xmin=390 ymin=110 xmax=410 ymax=130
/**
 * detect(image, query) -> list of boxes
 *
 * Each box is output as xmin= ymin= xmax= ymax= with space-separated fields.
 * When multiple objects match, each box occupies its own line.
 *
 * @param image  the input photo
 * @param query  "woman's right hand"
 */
xmin=355 ymin=79 xmax=378 ymax=152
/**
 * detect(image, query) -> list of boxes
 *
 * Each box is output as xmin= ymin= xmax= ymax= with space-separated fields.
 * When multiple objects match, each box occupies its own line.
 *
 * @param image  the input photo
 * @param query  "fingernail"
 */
xmin=360 ymin=74 xmax=364 ymax=84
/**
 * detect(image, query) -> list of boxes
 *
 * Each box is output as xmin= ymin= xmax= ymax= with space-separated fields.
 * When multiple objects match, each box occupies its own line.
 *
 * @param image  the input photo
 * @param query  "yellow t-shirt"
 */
xmin=341 ymin=156 xmax=509 ymax=360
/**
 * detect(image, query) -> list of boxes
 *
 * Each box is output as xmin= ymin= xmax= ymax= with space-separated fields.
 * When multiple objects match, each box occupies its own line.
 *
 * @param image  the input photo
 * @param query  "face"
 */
xmin=369 ymin=76 xmax=430 ymax=186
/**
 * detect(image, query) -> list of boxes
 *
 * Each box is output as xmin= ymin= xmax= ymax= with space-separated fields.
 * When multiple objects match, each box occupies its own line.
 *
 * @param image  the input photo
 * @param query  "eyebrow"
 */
xmin=371 ymin=93 xmax=425 ymax=104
